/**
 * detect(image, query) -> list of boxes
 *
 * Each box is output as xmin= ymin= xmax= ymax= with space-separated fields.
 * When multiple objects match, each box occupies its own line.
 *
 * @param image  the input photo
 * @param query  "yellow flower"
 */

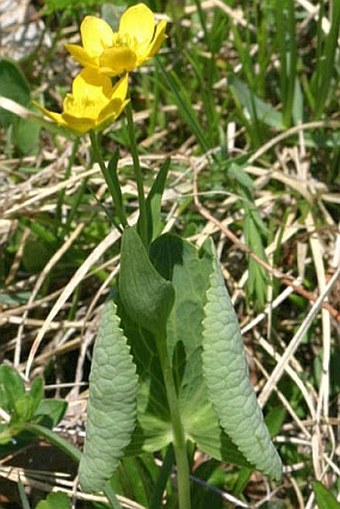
xmin=35 ymin=69 xmax=129 ymax=135
xmin=65 ymin=3 xmax=167 ymax=76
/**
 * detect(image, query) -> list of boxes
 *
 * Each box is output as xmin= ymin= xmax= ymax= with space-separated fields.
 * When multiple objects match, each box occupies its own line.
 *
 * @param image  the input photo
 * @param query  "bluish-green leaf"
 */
xmin=152 ymin=237 xmax=253 ymax=468
xmin=0 ymin=59 xmax=30 ymax=127
xmin=13 ymin=114 xmax=40 ymax=155
xmin=0 ymin=59 xmax=39 ymax=154
xmin=201 ymin=244 xmax=282 ymax=480
xmin=79 ymin=296 xmax=138 ymax=493
xmin=229 ymin=75 xmax=283 ymax=129
xmin=120 ymin=235 xmax=252 ymax=468
xmin=119 ymin=227 xmax=175 ymax=336
xmin=312 ymin=480 xmax=340 ymax=509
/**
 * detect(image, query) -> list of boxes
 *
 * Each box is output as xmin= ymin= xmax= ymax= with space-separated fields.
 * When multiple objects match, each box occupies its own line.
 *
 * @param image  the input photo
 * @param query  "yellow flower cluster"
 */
xmin=36 ymin=3 xmax=166 ymax=135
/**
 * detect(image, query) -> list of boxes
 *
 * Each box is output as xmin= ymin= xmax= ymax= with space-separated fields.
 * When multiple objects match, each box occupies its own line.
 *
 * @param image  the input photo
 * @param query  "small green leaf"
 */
xmin=14 ymin=394 xmax=36 ymax=422
xmin=201 ymin=244 xmax=282 ymax=480
xmin=29 ymin=377 xmax=44 ymax=415
xmin=101 ymin=147 xmax=127 ymax=228
xmin=227 ymin=160 xmax=255 ymax=189
xmin=119 ymin=227 xmax=175 ymax=336
xmin=312 ymin=480 xmax=340 ymax=509
xmin=0 ymin=423 xmax=23 ymax=445
xmin=35 ymin=492 xmax=71 ymax=509
xmin=34 ymin=399 xmax=67 ymax=428
xmin=0 ymin=365 xmax=26 ymax=415
xmin=265 ymin=406 xmax=286 ymax=438
xmin=79 ymin=296 xmax=138 ymax=493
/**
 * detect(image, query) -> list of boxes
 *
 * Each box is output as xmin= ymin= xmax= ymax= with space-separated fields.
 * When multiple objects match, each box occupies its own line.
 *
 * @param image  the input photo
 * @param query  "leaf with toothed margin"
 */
xmin=79 ymin=296 xmax=138 ymax=493
xmin=201 ymin=241 xmax=282 ymax=481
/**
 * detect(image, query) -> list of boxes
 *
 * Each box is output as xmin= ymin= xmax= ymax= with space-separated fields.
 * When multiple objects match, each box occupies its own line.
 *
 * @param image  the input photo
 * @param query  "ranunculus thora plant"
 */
xmin=30 ymin=4 xmax=282 ymax=509
xmin=34 ymin=69 xmax=129 ymax=135
xmin=65 ymin=3 xmax=167 ymax=76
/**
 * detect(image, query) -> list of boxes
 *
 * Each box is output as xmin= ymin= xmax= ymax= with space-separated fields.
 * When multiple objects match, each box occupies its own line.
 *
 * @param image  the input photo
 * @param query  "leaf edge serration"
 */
xmin=201 ymin=245 xmax=282 ymax=481
xmin=79 ymin=297 xmax=138 ymax=492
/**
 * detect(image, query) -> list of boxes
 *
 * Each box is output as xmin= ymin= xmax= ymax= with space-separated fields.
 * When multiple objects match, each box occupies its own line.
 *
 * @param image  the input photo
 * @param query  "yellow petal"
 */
xmin=98 ymin=98 xmax=129 ymax=127
xmin=99 ymin=47 xmax=137 ymax=76
xmin=110 ymin=73 xmax=129 ymax=102
xmin=33 ymin=100 xmax=65 ymax=126
xmin=65 ymin=44 xmax=98 ymax=69
xmin=119 ymin=3 xmax=155 ymax=44
xmin=72 ymin=69 xmax=112 ymax=102
xmin=61 ymin=113 xmax=95 ymax=134
xmin=80 ymin=16 xmax=114 ymax=57
xmin=97 ymin=74 xmax=129 ymax=126
xmin=147 ymin=19 xmax=167 ymax=58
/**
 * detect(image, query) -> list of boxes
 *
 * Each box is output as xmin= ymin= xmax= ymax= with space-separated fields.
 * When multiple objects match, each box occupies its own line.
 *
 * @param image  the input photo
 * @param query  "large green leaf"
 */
xmin=201 ymin=245 xmax=282 ymax=480
xmin=122 ymin=234 xmax=253 ymax=468
xmin=122 ymin=233 xmax=212 ymax=455
xmin=79 ymin=296 xmax=139 ymax=493
xmin=0 ymin=59 xmax=30 ymax=127
xmin=120 ymin=307 xmax=171 ymax=455
xmin=0 ymin=59 xmax=40 ymax=154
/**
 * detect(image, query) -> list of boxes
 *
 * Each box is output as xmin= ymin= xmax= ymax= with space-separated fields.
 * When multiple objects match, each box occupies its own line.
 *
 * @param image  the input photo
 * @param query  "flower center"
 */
xmin=112 ymin=33 xmax=138 ymax=52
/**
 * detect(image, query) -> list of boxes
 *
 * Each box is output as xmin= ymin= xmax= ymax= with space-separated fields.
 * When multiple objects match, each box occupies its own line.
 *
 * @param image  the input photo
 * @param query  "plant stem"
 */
xmin=27 ymin=423 xmax=81 ymax=463
xmin=156 ymin=330 xmax=191 ymax=509
xmin=103 ymin=483 xmax=124 ymax=509
xmin=125 ymin=100 xmax=148 ymax=246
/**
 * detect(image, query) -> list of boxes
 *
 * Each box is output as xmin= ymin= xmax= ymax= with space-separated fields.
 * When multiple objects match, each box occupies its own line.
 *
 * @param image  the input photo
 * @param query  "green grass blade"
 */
xmin=156 ymin=57 xmax=210 ymax=153
xmin=312 ymin=0 xmax=340 ymax=117
xmin=312 ymin=480 xmax=340 ymax=509
xmin=274 ymin=0 xmax=297 ymax=127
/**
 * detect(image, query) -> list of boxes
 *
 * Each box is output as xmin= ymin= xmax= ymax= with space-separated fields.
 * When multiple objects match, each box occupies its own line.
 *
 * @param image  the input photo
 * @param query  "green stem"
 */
xmin=125 ymin=100 xmax=148 ymax=246
xmin=103 ymin=483 xmax=124 ymax=509
xmin=27 ymin=423 xmax=81 ymax=463
xmin=156 ymin=331 xmax=191 ymax=509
